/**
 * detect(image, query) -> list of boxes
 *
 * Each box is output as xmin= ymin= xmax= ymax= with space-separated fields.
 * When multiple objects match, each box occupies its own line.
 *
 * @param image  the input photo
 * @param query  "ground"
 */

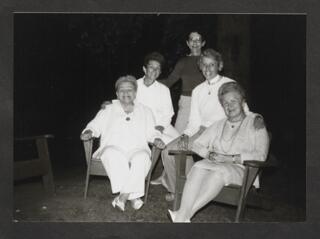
xmin=13 ymin=154 xmax=305 ymax=223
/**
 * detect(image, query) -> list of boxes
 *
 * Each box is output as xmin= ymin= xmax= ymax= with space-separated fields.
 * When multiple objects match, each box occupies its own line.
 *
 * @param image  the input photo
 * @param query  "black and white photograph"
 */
xmin=13 ymin=13 xmax=306 ymax=224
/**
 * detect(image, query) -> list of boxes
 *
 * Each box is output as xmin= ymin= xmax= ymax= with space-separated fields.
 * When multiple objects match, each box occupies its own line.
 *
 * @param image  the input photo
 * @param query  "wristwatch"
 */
xmin=232 ymin=155 xmax=235 ymax=163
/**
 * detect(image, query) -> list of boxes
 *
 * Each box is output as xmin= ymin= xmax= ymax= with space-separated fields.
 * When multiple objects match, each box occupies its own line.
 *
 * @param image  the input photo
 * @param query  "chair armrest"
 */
xmin=15 ymin=134 xmax=54 ymax=141
xmin=243 ymin=160 xmax=269 ymax=168
xmin=148 ymin=142 xmax=160 ymax=150
xmin=169 ymin=150 xmax=195 ymax=156
xmin=243 ymin=159 xmax=277 ymax=168
xmin=81 ymin=137 xmax=100 ymax=165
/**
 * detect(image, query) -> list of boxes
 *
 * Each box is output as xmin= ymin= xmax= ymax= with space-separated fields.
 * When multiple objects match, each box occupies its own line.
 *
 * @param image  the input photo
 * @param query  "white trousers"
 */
xmin=174 ymin=95 xmax=192 ymax=134
xmin=161 ymin=130 xmax=203 ymax=193
xmin=100 ymin=146 xmax=151 ymax=200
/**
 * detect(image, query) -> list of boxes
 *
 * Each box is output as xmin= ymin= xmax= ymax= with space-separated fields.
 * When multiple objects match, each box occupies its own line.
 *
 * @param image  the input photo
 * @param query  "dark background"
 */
xmin=14 ymin=14 xmax=305 ymax=214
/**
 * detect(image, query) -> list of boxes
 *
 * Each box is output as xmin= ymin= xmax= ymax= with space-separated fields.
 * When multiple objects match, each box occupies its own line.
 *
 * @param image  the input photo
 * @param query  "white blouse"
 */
xmin=184 ymin=75 xmax=251 ymax=136
xmin=135 ymin=77 xmax=174 ymax=129
xmin=83 ymin=100 xmax=161 ymax=158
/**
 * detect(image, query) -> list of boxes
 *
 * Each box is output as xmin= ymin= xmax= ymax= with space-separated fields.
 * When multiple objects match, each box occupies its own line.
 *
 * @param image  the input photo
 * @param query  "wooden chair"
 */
xmin=14 ymin=134 xmax=55 ymax=195
xmin=168 ymin=139 xmax=277 ymax=222
xmin=81 ymin=137 xmax=162 ymax=203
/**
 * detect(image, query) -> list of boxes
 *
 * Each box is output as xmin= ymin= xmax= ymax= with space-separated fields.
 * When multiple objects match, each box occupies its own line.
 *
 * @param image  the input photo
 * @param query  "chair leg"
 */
xmin=144 ymin=171 xmax=152 ymax=204
xmin=84 ymin=176 xmax=90 ymax=199
xmin=173 ymin=190 xmax=183 ymax=211
xmin=84 ymin=167 xmax=91 ymax=199
xmin=144 ymin=147 xmax=161 ymax=204
xmin=36 ymin=137 xmax=55 ymax=195
xmin=42 ymin=171 xmax=55 ymax=195
xmin=173 ymin=153 xmax=187 ymax=211
xmin=235 ymin=193 xmax=247 ymax=222
xmin=235 ymin=167 xmax=250 ymax=222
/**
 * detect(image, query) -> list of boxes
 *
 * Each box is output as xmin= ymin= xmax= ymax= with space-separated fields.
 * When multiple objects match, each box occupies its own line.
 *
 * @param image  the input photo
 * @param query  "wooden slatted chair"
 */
xmin=81 ymin=136 xmax=162 ymax=203
xmin=14 ymin=134 xmax=55 ymax=195
xmin=168 ymin=134 xmax=277 ymax=222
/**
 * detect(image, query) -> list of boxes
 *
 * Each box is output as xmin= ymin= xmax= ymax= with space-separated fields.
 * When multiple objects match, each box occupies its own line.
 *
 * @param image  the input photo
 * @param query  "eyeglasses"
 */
xmin=188 ymin=38 xmax=202 ymax=43
xmin=201 ymin=63 xmax=218 ymax=69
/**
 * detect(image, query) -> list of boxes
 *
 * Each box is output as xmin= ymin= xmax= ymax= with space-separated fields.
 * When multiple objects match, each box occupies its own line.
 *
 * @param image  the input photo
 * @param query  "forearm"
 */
xmin=83 ymin=121 xmax=102 ymax=138
xmin=165 ymin=60 xmax=183 ymax=88
xmin=82 ymin=123 xmax=99 ymax=138
xmin=209 ymin=152 xmax=242 ymax=164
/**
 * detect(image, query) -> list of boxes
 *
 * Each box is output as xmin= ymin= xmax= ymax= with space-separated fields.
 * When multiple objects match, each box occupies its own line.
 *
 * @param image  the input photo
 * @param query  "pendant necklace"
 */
xmin=208 ymin=76 xmax=222 ymax=95
xmin=220 ymin=117 xmax=245 ymax=153
xmin=123 ymin=107 xmax=133 ymax=122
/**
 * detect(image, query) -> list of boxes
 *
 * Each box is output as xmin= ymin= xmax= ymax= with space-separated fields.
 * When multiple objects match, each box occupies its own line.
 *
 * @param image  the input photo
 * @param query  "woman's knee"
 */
xmin=209 ymin=171 xmax=226 ymax=186
xmin=100 ymin=147 xmax=127 ymax=165
xmin=130 ymin=151 xmax=150 ymax=165
xmin=101 ymin=146 xmax=123 ymax=157
xmin=130 ymin=151 xmax=151 ymax=173
xmin=187 ymin=166 xmax=208 ymax=180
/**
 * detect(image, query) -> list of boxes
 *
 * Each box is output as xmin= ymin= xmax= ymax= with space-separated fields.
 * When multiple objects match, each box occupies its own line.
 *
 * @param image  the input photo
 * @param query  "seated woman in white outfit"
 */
xmin=81 ymin=75 xmax=165 ymax=211
xmin=102 ymin=52 xmax=179 ymax=144
xmin=168 ymin=82 xmax=270 ymax=222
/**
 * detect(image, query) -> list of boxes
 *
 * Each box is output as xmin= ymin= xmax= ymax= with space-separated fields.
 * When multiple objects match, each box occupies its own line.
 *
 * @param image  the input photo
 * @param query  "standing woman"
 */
xmin=165 ymin=31 xmax=206 ymax=133
xmin=168 ymin=82 xmax=269 ymax=222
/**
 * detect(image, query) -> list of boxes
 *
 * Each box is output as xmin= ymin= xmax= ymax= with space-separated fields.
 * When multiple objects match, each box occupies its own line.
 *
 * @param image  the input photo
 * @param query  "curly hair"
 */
xmin=218 ymin=81 xmax=246 ymax=104
xmin=115 ymin=75 xmax=137 ymax=92
xmin=198 ymin=48 xmax=223 ymax=71
xmin=143 ymin=51 xmax=165 ymax=69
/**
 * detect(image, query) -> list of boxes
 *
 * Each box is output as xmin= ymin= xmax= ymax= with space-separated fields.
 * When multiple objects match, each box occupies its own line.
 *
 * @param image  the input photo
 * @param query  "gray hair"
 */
xmin=218 ymin=82 xmax=246 ymax=104
xmin=198 ymin=48 xmax=223 ymax=70
xmin=115 ymin=75 xmax=137 ymax=92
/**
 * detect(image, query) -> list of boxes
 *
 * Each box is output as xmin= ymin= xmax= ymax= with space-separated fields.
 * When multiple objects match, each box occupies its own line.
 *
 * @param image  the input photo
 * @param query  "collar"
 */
xmin=142 ymin=76 xmax=158 ymax=87
xmin=112 ymin=99 xmax=135 ymax=115
xmin=207 ymin=75 xmax=222 ymax=85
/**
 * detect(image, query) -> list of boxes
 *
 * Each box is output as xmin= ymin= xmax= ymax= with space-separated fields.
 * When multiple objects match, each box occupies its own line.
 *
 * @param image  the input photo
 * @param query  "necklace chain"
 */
xmin=208 ymin=76 xmax=222 ymax=95
xmin=220 ymin=117 xmax=245 ymax=153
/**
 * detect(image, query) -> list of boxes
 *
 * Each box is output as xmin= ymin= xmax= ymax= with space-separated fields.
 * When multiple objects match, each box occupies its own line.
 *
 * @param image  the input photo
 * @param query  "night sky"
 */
xmin=14 ymin=14 xmax=306 ymax=205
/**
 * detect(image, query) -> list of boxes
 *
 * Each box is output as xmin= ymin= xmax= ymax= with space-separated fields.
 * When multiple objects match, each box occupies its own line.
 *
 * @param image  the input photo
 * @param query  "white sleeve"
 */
xmin=241 ymin=127 xmax=270 ymax=162
xmin=145 ymin=108 xmax=161 ymax=143
xmin=82 ymin=109 xmax=108 ymax=138
xmin=183 ymin=89 xmax=201 ymax=136
xmin=158 ymin=87 xmax=174 ymax=128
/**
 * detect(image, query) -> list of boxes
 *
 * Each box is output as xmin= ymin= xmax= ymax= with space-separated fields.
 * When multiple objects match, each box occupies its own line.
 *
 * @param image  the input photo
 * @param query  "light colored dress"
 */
xmin=191 ymin=114 xmax=269 ymax=187
xmin=161 ymin=75 xmax=251 ymax=193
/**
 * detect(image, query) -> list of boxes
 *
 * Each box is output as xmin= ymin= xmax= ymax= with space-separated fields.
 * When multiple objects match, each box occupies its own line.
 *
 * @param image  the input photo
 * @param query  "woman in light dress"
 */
xmin=168 ymin=82 xmax=270 ymax=222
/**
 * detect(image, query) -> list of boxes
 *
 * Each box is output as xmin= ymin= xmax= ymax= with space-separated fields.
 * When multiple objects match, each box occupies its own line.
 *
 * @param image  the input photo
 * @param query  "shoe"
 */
xmin=111 ymin=196 xmax=125 ymax=212
xmin=167 ymin=209 xmax=176 ymax=222
xmin=150 ymin=176 xmax=163 ymax=185
xmin=165 ymin=192 xmax=175 ymax=202
xmin=130 ymin=198 xmax=144 ymax=210
xmin=167 ymin=209 xmax=191 ymax=223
